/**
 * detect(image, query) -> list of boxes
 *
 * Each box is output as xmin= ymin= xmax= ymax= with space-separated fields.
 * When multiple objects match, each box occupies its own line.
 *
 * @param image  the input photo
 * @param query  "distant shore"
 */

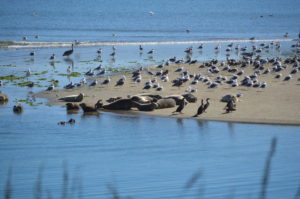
xmin=36 ymin=58 xmax=300 ymax=126
xmin=0 ymin=38 xmax=296 ymax=48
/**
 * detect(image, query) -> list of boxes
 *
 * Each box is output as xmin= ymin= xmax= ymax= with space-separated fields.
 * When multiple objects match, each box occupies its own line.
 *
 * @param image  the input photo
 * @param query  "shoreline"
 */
xmin=0 ymin=38 xmax=296 ymax=49
xmin=36 ymin=58 xmax=300 ymax=126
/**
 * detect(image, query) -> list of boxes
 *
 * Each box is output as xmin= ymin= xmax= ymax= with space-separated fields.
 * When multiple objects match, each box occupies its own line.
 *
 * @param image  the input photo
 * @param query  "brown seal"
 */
xmin=79 ymin=103 xmax=98 ymax=112
xmin=102 ymin=99 xmax=134 ymax=110
xmin=66 ymin=103 xmax=80 ymax=111
xmin=0 ymin=94 xmax=9 ymax=104
xmin=13 ymin=104 xmax=23 ymax=114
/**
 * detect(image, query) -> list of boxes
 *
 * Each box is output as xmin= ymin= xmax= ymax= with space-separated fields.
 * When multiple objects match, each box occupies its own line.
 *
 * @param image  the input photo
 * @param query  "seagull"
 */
xmin=67 ymin=66 xmax=72 ymax=73
xmin=102 ymin=76 xmax=111 ymax=85
xmin=283 ymin=74 xmax=292 ymax=81
xmin=26 ymin=68 xmax=31 ymax=77
xmin=79 ymin=77 xmax=87 ymax=85
xmin=89 ymin=79 xmax=98 ymax=86
xmin=50 ymin=54 xmax=55 ymax=60
xmin=115 ymin=76 xmax=125 ymax=86
xmin=97 ymin=48 xmax=102 ymax=54
xmin=85 ymin=69 xmax=95 ymax=76
xmin=46 ymin=84 xmax=54 ymax=91
xmin=147 ymin=49 xmax=154 ymax=54
xmin=110 ymin=51 xmax=115 ymax=57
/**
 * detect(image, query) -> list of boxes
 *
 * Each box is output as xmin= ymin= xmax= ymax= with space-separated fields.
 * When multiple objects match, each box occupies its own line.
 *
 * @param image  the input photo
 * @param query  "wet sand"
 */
xmin=36 ymin=61 xmax=300 ymax=125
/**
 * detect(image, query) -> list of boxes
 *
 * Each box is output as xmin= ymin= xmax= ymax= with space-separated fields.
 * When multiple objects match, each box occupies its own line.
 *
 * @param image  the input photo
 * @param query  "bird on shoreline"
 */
xmin=46 ymin=84 xmax=54 ymax=91
xmin=102 ymin=76 xmax=111 ymax=85
xmin=63 ymin=44 xmax=74 ymax=56
xmin=173 ymin=98 xmax=186 ymax=114
xmin=193 ymin=99 xmax=204 ymax=117
xmin=115 ymin=76 xmax=126 ymax=86
xmin=203 ymin=98 xmax=210 ymax=112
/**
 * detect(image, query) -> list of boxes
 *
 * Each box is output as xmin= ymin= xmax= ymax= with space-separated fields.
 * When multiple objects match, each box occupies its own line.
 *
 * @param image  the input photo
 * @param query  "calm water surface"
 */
xmin=1 ymin=0 xmax=300 ymax=198
xmin=0 ymin=0 xmax=300 ymax=42
xmin=0 ymin=105 xmax=300 ymax=199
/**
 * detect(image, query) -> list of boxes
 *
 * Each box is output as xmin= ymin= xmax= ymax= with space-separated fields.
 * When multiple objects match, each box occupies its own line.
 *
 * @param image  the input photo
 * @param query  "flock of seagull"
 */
xmin=20 ymin=36 xmax=300 ymax=95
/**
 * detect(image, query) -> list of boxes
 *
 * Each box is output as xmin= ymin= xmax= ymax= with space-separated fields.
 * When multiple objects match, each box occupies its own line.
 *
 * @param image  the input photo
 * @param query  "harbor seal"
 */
xmin=65 ymin=103 xmax=80 ymax=111
xmin=79 ymin=103 xmax=98 ymax=112
xmin=131 ymin=101 xmax=157 ymax=111
xmin=13 ymin=104 xmax=23 ymax=113
xmin=102 ymin=99 xmax=134 ymax=110
xmin=59 ymin=93 xmax=84 ymax=102
xmin=0 ymin=94 xmax=8 ymax=104
xmin=182 ymin=93 xmax=197 ymax=103
xmin=164 ymin=95 xmax=185 ymax=105
xmin=155 ymin=98 xmax=176 ymax=109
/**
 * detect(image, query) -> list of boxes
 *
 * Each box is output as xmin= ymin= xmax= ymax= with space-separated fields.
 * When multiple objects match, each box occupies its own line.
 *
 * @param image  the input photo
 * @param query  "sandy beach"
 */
xmin=36 ymin=58 xmax=300 ymax=126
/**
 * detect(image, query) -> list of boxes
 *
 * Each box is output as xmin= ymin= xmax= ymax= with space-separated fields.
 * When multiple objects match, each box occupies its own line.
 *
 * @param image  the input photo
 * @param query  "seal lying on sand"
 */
xmin=164 ymin=95 xmax=185 ymax=105
xmin=221 ymin=94 xmax=239 ymax=103
xmin=155 ymin=98 xmax=176 ymax=109
xmin=130 ymin=94 xmax=162 ymax=104
xmin=59 ymin=93 xmax=84 ymax=102
xmin=131 ymin=101 xmax=157 ymax=111
xmin=79 ymin=103 xmax=98 ymax=112
xmin=102 ymin=99 xmax=134 ymax=110
xmin=182 ymin=93 xmax=197 ymax=103
xmin=106 ymin=97 xmax=122 ymax=103
xmin=99 ymin=98 xmax=157 ymax=111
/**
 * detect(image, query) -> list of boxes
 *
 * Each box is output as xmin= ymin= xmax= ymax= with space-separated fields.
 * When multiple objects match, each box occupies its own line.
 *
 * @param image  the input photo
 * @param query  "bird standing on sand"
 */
xmin=102 ymin=76 xmax=111 ymax=85
xmin=193 ymin=99 xmax=204 ymax=117
xmin=46 ymin=84 xmax=54 ymax=91
xmin=224 ymin=97 xmax=236 ymax=113
xmin=115 ymin=76 xmax=125 ymax=86
xmin=203 ymin=98 xmax=210 ymax=112
xmin=63 ymin=44 xmax=74 ymax=56
xmin=173 ymin=98 xmax=186 ymax=114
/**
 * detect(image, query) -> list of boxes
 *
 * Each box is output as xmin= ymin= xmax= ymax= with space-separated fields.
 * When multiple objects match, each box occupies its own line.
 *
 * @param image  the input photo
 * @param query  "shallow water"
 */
xmin=1 ymin=0 xmax=300 ymax=198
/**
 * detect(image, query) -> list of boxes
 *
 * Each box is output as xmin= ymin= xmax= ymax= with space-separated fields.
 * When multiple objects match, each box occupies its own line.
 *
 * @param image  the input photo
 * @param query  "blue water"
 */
xmin=0 ymin=0 xmax=300 ymax=42
xmin=1 ymin=0 xmax=300 ymax=199
xmin=0 ymin=104 xmax=300 ymax=199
